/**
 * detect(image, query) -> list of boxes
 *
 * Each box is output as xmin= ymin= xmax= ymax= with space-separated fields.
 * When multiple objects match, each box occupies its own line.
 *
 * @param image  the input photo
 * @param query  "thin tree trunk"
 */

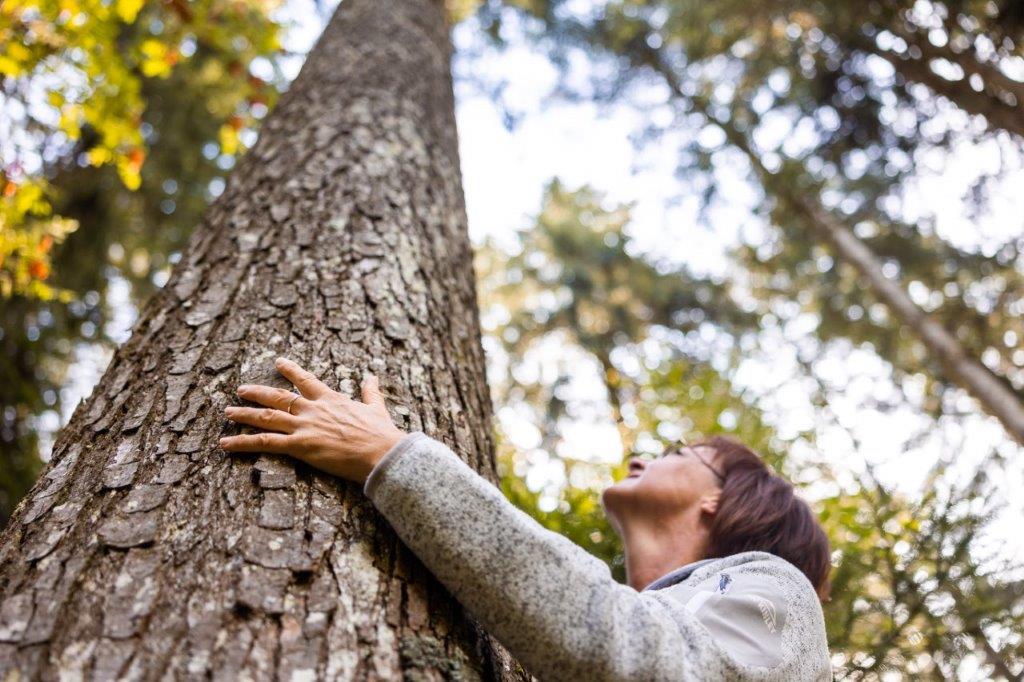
xmin=773 ymin=185 xmax=1024 ymax=446
xmin=0 ymin=1 xmax=524 ymax=678
xmin=868 ymin=45 xmax=1024 ymax=139
xmin=640 ymin=49 xmax=1024 ymax=446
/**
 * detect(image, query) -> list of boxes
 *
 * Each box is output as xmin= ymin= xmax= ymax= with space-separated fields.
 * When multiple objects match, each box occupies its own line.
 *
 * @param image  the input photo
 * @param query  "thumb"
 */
xmin=361 ymin=374 xmax=385 ymax=407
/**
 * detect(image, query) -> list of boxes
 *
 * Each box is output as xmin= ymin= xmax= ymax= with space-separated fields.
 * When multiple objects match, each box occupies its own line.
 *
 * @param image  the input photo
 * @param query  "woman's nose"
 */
xmin=627 ymin=458 xmax=645 ymax=474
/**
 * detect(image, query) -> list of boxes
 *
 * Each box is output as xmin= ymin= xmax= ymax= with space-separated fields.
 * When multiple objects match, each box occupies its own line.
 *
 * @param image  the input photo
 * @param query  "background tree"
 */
xmin=474 ymin=0 xmax=1024 ymax=441
xmin=0 ymin=1 xmax=523 ymax=677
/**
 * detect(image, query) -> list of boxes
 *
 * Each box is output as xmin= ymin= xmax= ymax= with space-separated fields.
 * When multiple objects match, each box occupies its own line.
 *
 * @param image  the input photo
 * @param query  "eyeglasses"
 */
xmin=662 ymin=437 xmax=725 ymax=485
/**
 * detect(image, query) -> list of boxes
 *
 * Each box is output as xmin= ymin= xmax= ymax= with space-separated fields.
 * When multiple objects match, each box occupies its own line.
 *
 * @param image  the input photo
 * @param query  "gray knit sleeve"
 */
xmin=363 ymin=432 xmax=828 ymax=681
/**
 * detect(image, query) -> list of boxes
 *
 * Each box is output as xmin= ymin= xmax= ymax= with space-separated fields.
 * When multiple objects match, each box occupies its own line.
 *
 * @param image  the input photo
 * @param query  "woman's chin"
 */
xmin=602 ymin=477 xmax=638 ymax=508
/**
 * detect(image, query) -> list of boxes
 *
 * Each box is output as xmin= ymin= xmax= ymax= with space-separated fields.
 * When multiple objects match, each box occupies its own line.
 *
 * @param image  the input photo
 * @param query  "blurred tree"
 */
xmin=0 ymin=0 xmax=285 ymax=524
xmin=474 ymin=0 xmax=1024 ymax=441
xmin=477 ymin=180 xmax=757 ymax=446
xmin=475 ymin=182 xmax=784 ymax=573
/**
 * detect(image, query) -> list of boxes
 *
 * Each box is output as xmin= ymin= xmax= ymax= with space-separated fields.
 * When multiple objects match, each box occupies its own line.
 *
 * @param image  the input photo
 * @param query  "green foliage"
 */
xmin=483 ymin=0 xmax=1024 ymax=421
xmin=818 ymin=461 xmax=1023 ymax=678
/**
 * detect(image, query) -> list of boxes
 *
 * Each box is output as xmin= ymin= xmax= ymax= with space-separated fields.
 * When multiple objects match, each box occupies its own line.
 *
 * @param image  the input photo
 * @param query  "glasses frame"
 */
xmin=662 ymin=436 xmax=726 ymax=485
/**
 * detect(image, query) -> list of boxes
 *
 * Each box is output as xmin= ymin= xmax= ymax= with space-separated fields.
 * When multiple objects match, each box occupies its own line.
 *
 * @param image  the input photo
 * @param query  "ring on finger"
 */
xmin=286 ymin=394 xmax=300 ymax=415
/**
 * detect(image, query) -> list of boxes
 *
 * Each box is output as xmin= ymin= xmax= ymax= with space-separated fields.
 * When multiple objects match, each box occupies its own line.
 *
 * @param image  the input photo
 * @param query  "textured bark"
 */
xmin=0 ymin=1 xmax=526 ymax=679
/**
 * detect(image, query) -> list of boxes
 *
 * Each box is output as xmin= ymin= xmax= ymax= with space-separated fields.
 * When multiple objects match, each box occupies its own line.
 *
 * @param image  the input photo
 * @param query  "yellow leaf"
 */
xmin=116 ymin=0 xmax=144 ymax=23
xmin=140 ymin=39 xmax=166 ymax=59
xmin=140 ymin=38 xmax=172 ymax=78
xmin=218 ymin=123 xmax=239 ymax=156
xmin=6 ymin=42 xmax=30 ymax=62
xmin=0 ymin=55 xmax=22 ymax=77
xmin=119 ymin=166 xmax=141 ymax=190
xmin=88 ymin=147 xmax=112 ymax=165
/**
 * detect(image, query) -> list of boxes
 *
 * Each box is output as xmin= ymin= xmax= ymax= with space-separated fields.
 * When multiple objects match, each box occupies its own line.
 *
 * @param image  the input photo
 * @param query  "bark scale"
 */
xmin=0 ymin=1 xmax=525 ymax=678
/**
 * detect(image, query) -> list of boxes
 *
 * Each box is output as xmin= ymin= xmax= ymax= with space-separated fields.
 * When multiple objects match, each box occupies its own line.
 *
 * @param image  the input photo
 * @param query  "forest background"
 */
xmin=2 ymin=0 xmax=1023 ymax=678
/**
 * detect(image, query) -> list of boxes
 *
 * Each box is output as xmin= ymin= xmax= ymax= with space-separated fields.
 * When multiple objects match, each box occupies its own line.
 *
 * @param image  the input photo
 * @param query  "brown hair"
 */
xmin=696 ymin=436 xmax=831 ymax=600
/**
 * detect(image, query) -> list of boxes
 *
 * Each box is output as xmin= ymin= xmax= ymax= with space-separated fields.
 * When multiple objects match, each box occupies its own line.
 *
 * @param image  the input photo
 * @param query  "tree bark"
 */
xmin=0 ymin=1 xmax=525 ymax=679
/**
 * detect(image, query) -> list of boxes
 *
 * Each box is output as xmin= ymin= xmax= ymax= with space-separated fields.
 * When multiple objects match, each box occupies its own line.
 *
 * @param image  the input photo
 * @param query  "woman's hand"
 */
xmin=220 ymin=357 xmax=406 ymax=483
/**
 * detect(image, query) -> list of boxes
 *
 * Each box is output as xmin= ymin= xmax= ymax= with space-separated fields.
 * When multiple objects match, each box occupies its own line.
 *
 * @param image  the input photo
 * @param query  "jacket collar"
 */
xmin=641 ymin=558 xmax=718 ymax=591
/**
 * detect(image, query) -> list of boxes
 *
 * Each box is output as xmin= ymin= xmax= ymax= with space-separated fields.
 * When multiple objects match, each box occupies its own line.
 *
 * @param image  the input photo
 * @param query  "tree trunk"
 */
xmin=776 ymin=187 xmax=1024 ymax=446
xmin=868 ymin=44 xmax=1024 ymax=139
xmin=0 ymin=1 xmax=524 ymax=679
xmin=638 ymin=49 xmax=1024 ymax=447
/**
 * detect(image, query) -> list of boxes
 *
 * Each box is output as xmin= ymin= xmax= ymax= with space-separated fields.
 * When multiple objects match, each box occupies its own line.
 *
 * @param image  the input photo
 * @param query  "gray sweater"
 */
xmin=365 ymin=431 xmax=832 ymax=681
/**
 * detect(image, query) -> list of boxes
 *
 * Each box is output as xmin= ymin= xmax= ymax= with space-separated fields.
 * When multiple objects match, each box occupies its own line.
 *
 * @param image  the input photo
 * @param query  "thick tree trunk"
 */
xmin=0 ymin=1 xmax=525 ymax=678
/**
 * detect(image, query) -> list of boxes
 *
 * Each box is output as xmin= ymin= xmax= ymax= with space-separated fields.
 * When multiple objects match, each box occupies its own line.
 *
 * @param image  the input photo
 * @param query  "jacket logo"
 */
xmin=717 ymin=573 xmax=732 ymax=594
xmin=752 ymin=595 xmax=777 ymax=633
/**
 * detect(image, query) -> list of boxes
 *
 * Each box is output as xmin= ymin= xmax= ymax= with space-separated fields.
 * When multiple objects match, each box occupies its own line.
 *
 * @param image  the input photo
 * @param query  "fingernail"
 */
xmin=225 ymin=406 xmax=236 ymax=415
xmin=218 ymin=438 xmax=228 ymax=447
xmin=276 ymin=357 xmax=290 ymax=365
xmin=236 ymin=385 xmax=250 ymax=395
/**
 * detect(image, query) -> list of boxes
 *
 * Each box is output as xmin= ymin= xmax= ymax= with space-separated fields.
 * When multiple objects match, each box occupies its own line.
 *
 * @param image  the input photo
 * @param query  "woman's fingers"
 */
xmin=236 ymin=384 xmax=305 ymax=412
xmin=219 ymin=432 xmax=298 ymax=455
xmin=275 ymin=357 xmax=331 ymax=399
xmin=224 ymin=406 xmax=297 ymax=433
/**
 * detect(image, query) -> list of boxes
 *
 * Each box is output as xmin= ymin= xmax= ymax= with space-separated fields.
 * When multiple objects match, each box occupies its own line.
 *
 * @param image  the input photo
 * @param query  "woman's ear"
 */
xmin=699 ymin=490 xmax=720 ymax=517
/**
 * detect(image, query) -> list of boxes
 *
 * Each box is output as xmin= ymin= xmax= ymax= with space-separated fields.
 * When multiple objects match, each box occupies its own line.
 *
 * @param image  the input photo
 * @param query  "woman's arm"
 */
xmin=221 ymin=359 xmax=825 ymax=681
xmin=364 ymin=431 xmax=695 ymax=681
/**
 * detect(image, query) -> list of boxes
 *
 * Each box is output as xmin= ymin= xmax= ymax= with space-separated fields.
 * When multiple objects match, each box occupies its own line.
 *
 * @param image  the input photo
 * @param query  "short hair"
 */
xmin=696 ymin=436 xmax=831 ymax=600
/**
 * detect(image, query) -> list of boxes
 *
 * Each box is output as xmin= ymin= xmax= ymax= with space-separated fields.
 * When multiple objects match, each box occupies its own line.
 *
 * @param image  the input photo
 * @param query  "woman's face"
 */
xmin=602 ymin=444 xmax=723 ymax=531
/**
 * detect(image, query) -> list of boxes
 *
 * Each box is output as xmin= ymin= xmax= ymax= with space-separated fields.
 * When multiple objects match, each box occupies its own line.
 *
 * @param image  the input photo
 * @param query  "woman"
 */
xmin=221 ymin=357 xmax=832 ymax=681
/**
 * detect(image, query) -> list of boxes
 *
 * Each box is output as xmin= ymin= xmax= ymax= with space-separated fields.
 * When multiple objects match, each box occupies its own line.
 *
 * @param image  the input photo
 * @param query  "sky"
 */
xmin=43 ymin=1 xmax=1024 ymax=563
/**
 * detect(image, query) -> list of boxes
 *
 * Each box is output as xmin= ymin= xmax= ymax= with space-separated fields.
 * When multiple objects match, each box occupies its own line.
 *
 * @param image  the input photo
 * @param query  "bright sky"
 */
xmin=44 ymin=2 xmax=1024 ymax=563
